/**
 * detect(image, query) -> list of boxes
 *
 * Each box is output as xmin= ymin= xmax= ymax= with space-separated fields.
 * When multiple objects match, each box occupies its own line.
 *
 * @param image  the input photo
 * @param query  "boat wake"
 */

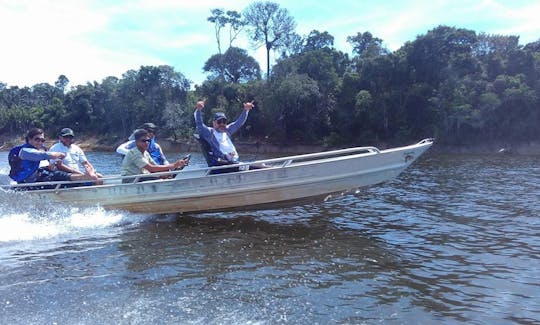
xmin=0 ymin=189 xmax=148 ymax=243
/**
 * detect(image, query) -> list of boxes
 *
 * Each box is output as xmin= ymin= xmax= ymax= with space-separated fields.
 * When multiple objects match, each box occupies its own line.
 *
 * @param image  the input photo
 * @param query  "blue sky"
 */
xmin=1 ymin=0 xmax=539 ymax=88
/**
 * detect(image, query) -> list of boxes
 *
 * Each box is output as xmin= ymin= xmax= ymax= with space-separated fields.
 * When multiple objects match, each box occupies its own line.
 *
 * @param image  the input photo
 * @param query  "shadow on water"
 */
xmin=105 ymin=210 xmax=424 ymax=323
xmin=0 ymin=205 xmax=410 ymax=324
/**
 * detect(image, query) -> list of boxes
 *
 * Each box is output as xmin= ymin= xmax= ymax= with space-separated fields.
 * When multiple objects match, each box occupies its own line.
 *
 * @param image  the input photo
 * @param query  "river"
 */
xmin=0 ymin=150 xmax=539 ymax=324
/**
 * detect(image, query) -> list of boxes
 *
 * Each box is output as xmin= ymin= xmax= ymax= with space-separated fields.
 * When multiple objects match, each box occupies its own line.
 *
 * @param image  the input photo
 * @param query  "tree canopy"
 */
xmin=1 ymin=3 xmax=539 ymax=150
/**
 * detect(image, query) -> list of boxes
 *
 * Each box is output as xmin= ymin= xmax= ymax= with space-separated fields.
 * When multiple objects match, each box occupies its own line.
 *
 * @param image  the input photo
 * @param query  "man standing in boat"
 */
xmin=193 ymin=100 xmax=254 ymax=168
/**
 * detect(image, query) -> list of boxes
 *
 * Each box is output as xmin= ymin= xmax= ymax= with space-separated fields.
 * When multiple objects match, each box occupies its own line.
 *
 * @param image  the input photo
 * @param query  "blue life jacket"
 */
xmin=148 ymin=138 xmax=165 ymax=165
xmin=8 ymin=143 xmax=40 ymax=183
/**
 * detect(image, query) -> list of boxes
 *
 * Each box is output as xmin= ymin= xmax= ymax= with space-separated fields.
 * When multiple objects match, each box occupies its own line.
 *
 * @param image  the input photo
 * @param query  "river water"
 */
xmin=0 ymin=150 xmax=538 ymax=324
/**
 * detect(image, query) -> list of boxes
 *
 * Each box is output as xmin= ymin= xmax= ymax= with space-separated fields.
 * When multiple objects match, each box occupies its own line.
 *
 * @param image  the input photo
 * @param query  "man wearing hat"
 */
xmin=116 ymin=122 xmax=169 ymax=165
xmin=194 ymin=100 xmax=254 ymax=168
xmin=49 ymin=127 xmax=103 ymax=183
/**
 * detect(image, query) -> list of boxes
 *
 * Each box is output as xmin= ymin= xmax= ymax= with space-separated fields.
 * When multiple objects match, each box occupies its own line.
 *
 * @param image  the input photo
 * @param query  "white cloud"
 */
xmin=1 ymin=0 xmax=539 ymax=88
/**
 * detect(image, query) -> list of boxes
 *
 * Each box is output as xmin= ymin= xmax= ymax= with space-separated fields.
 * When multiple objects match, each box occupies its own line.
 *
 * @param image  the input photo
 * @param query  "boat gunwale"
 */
xmin=1 ymin=138 xmax=434 ymax=192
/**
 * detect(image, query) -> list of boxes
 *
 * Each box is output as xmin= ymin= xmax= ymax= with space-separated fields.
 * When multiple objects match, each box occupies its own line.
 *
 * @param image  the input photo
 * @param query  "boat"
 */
xmin=0 ymin=138 xmax=434 ymax=214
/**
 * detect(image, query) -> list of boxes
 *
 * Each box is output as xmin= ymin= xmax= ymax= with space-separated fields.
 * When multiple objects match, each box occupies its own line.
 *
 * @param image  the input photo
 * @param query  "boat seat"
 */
xmin=193 ymin=133 xmax=214 ymax=167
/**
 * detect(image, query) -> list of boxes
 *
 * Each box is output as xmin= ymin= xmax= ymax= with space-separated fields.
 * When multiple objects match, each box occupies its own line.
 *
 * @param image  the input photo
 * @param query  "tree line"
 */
xmin=1 ymin=1 xmax=539 ymax=148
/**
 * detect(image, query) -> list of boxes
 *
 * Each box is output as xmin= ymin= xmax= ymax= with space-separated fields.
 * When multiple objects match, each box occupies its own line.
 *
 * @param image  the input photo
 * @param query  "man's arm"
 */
xmin=193 ymin=103 xmax=213 ymax=140
xmin=82 ymin=161 xmax=96 ymax=174
xmin=227 ymin=102 xmax=254 ymax=135
xmin=56 ymin=161 xmax=84 ymax=175
xmin=20 ymin=147 xmax=63 ymax=161
xmin=226 ymin=109 xmax=249 ymax=135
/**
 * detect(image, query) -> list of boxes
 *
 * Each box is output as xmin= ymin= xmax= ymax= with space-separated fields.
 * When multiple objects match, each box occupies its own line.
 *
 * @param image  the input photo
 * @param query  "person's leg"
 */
xmin=41 ymin=170 xmax=96 ymax=187
xmin=68 ymin=172 xmax=99 ymax=186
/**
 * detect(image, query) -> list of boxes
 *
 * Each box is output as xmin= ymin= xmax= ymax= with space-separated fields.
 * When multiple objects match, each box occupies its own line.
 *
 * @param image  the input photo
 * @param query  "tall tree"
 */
xmin=204 ymin=47 xmax=261 ymax=83
xmin=304 ymin=30 xmax=334 ymax=52
xmin=347 ymin=31 xmax=387 ymax=58
xmin=207 ymin=9 xmax=246 ymax=55
xmin=54 ymin=75 xmax=69 ymax=95
xmin=208 ymin=9 xmax=227 ymax=55
xmin=243 ymin=1 xmax=296 ymax=78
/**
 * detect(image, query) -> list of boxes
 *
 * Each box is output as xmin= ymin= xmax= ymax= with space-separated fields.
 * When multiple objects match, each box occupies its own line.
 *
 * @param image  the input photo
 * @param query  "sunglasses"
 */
xmin=33 ymin=137 xmax=46 ymax=142
xmin=216 ymin=119 xmax=227 ymax=125
xmin=139 ymin=139 xmax=151 ymax=143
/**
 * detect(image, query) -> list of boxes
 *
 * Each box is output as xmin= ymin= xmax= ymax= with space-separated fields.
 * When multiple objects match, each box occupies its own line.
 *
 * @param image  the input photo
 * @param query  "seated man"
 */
xmin=49 ymin=128 xmax=103 ymax=185
xmin=8 ymin=128 xmax=98 ymax=188
xmin=194 ymin=100 xmax=260 ymax=173
xmin=116 ymin=122 xmax=168 ymax=165
xmin=120 ymin=129 xmax=188 ymax=183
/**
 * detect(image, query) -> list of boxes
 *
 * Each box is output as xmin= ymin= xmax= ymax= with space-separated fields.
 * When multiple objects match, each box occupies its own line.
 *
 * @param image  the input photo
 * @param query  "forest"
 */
xmin=1 ymin=1 xmax=539 ymax=148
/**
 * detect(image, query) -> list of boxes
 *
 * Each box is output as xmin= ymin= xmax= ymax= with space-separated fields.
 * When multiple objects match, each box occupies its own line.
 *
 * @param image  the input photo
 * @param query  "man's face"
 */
xmin=136 ymin=137 xmax=151 ymax=151
xmin=29 ymin=133 xmax=46 ymax=149
xmin=213 ymin=118 xmax=227 ymax=132
xmin=145 ymin=130 xmax=155 ymax=139
xmin=60 ymin=135 xmax=73 ymax=147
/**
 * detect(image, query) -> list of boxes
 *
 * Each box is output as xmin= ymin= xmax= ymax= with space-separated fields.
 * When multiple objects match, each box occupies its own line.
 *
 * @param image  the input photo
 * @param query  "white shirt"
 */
xmin=49 ymin=142 xmax=88 ymax=172
xmin=213 ymin=131 xmax=239 ymax=162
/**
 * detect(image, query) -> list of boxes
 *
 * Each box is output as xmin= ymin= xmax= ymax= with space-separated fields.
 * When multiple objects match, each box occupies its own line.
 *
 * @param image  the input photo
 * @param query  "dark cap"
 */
xmin=139 ymin=122 xmax=157 ymax=132
xmin=133 ymin=128 xmax=149 ymax=141
xmin=60 ymin=128 xmax=75 ymax=137
xmin=213 ymin=112 xmax=227 ymax=121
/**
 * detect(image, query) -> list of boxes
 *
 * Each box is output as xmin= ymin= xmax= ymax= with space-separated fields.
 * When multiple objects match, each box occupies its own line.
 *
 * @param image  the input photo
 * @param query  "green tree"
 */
xmin=203 ymin=47 xmax=261 ymax=83
xmin=347 ymin=31 xmax=387 ymax=58
xmin=265 ymin=73 xmax=324 ymax=142
xmin=208 ymin=9 xmax=246 ymax=55
xmin=304 ymin=30 xmax=334 ymax=52
xmin=243 ymin=1 xmax=296 ymax=78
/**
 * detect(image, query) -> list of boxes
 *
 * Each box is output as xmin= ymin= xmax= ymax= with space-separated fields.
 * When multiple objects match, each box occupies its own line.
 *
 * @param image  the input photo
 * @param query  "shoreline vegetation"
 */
xmin=1 ymin=135 xmax=539 ymax=156
xmin=2 ymin=24 xmax=540 ymax=155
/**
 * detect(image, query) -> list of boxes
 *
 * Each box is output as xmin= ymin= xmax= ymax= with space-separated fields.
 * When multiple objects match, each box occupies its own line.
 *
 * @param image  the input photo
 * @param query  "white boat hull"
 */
xmin=2 ymin=139 xmax=433 ymax=214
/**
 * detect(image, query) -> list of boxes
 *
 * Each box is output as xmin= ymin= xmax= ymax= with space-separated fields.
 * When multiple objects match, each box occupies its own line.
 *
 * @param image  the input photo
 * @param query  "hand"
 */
xmin=196 ymin=100 xmax=205 ymax=110
xmin=174 ymin=159 xmax=187 ymax=170
xmin=243 ymin=100 xmax=255 ymax=111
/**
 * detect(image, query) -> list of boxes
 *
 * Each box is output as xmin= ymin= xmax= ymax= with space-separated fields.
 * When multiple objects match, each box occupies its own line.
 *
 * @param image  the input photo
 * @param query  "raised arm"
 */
xmin=193 ymin=100 xmax=212 ymax=139
xmin=227 ymin=101 xmax=253 ymax=135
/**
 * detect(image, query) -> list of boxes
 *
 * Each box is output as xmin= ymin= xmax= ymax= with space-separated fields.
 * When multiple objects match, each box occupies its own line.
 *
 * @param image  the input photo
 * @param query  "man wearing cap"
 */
xmin=116 ymin=122 xmax=169 ymax=165
xmin=194 ymin=100 xmax=254 ymax=167
xmin=8 ymin=128 xmax=97 ymax=187
xmin=49 ymin=128 xmax=102 ymax=183
xmin=120 ymin=129 xmax=188 ymax=183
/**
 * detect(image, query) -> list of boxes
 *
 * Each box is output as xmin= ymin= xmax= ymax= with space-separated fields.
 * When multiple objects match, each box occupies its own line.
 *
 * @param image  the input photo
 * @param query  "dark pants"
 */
xmin=17 ymin=168 xmax=72 ymax=190
xmin=37 ymin=168 xmax=71 ymax=182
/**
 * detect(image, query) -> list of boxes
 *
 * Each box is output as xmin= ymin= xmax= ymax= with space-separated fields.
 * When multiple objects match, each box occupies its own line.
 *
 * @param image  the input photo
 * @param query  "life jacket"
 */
xmin=8 ymin=143 xmax=40 ymax=183
xmin=148 ymin=138 xmax=165 ymax=165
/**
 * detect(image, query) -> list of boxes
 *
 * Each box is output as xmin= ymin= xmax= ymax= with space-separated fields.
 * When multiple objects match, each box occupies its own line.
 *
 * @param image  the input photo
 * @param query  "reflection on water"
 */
xmin=0 ymin=151 xmax=539 ymax=323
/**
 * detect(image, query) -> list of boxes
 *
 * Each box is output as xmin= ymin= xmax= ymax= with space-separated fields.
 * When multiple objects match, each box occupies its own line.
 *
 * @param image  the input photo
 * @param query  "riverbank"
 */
xmin=96 ymin=137 xmax=540 ymax=156
xmin=1 ymin=135 xmax=539 ymax=155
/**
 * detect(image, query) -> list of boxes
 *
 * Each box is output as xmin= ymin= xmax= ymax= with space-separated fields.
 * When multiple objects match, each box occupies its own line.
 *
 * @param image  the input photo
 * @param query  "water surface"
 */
xmin=0 ymin=151 xmax=539 ymax=324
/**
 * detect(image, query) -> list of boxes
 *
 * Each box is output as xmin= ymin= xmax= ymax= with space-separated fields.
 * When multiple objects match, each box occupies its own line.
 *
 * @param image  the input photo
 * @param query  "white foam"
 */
xmin=0 ymin=205 xmax=145 ymax=243
xmin=0 ymin=213 xmax=61 ymax=241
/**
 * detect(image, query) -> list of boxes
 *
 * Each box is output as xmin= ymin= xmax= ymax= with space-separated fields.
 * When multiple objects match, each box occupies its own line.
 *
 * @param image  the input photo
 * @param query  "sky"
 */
xmin=1 ymin=0 xmax=539 ymax=89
